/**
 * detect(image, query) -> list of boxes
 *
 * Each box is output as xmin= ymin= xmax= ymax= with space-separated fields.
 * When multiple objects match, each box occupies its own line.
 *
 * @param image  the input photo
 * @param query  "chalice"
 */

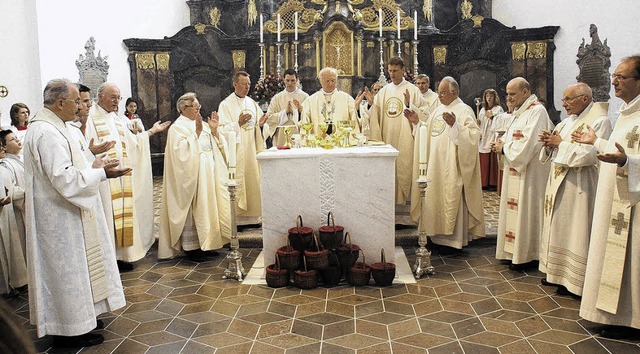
xmin=337 ymin=120 xmax=355 ymax=147
xmin=319 ymin=122 xmax=329 ymax=138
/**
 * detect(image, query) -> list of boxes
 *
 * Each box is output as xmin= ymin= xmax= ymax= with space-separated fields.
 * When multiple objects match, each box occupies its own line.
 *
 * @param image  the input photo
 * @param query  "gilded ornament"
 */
xmin=264 ymin=0 xmax=321 ymax=34
xmin=247 ymin=0 xmax=258 ymax=26
xmin=461 ymin=0 xmax=473 ymax=20
xmin=323 ymin=22 xmax=354 ymax=76
xmin=209 ymin=7 xmax=221 ymax=28
xmin=527 ymin=41 xmax=547 ymax=59
xmin=303 ymin=43 xmax=312 ymax=49
xmin=232 ymin=50 xmax=246 ymax=69
xmin=433 ymin=46 xmax=447 ymax=65
xmin=194 ymin=23 xmax=206 ymax=35
xmin=511 ymin=42 xmax=526 ymax=61
xmin=423 ymin=0 xmax=432 ymax=21
xmin=135 ymin=53 xmax=155 ymax=70
xmin=155 ymin=53 xmax=170 ymax=71
xmin=472 ymin=15 xmax=484 ymax=28
xmin=367 ymin=41 xmax=375 ymax=48
xmin=360 ymin=1 xmax=413 ymax=32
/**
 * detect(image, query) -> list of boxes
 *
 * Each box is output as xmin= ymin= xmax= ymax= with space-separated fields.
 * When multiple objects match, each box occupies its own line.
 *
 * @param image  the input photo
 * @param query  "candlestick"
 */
xmin=378 ymin=8 xmax=383 ymax=37
xmin=419 ymin=125 xmax=427 ymax=165
xmin=397 ymin=10 xmax=400 ymax=39
xmin=259 ymin=14 xmax=264 ymax=43
xmin=228 ymin=131 xmax=237 ymax=180
xmin=414 ymin=11 xmax=417 ymax=40
xmin=258 ymin=42 xmax=265 ymax=83
xmin=413 ymin=178 xmax=435 ymax=278
xmin=294 ymin=12 xmax=298 ymax=41
xmin=412 ymin=39 xmax=419 ymax=76
xmin=377 ymin=37 xmax=386 ymax=86
xmin=222 ymin=179 xmax=245 ymax=281
xmin=277 ymin=13 xmax=281 ymax=42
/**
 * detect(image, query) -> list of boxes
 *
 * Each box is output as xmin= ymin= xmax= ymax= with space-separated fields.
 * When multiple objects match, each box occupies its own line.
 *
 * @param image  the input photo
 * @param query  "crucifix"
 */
xmin=611 ymin=212 xmax=629 ymax=235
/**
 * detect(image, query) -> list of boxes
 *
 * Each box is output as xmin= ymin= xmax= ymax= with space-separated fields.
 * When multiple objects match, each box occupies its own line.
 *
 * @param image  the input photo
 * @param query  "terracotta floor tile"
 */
xmin=228 ymin=318 xmax=260 ymax=340
xmin=180 ymin=340 xmax=216 ymax=354
xmin=258 ymin=332 xmax=318 ymax=349
xmin=479 ymin=317 xmax=522 ymax=337
xmin=111 ymin=338 xmax=150 ymax=354
xmin=528 ymin=339 xmax=575 ymax=354
xmin=325 ymin=333 xmax=386 ymax=349
xmin=421 ymin=310 xmax=473 ymax=324
xmin=146 ymin=340 xmax=186 ymax=354
xmin=284 ymin=342 xmax=322 ymax=354
xmin=388 ymin=318 xmax=421 ymax=340
xmin=452 ymin=317 xmax=486 ymax=339
xmin=355 ymin=319 xmax=389 ymax=340
xmin=129 ymin=318 xmax=172 ymax=336
xmin=459 ymin=340 xmax=500 ymax=354
xmin=355 ymin=300 xmax=384 ymax=318
xmin=390 ymin=341 xmax=427 ymax=353
xmin=165 ymin=317 xmax=198 ymax=338
xmin=320 ymin=342 xmax=355 ymax=353
xmin=394 ymin=332 xmax=452 ymax=349
xmin=529 ymin=329 xmax=589 ymax=345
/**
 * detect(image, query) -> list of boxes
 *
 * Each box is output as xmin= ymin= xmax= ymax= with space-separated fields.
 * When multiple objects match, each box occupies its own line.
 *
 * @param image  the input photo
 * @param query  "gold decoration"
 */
xmin=135 ymin=53 xmax=155 ymax=70
xmin=367 ymin=41 xmax=375 ymax=48
xmin=360 ymin=0 xmax=413 ymax=32
xmin=511 ymin=42 xmax=526 ymax=61
xmin=265 ymin=0 xmax=321 ymax=34
xmin=423 ymin=0 xmax=432 ymax=21
xmin=527 ymin=41 xmax=547 ymax=59
xmin=194 ymin=23 xmax=206 ymax=35
xmin=209 ymin=7 xmax=221 ymax=28
xmin=433 ymin=46 xmax=447 ymax=65
xmin=247 ymin=0 xmax=258 ymax=26
xmin=232 ymin=50 xmax=246 ymax=69
xmin=461 ymin=0 xmax=473 ymax=20
xmin=323 ymin=21 xmax=354 ymax=76
xmin=303 ymin=43 xmax=312 ymax=49
xmin=155 ymin=53 xmax=170 ymax=71
xmin=472 ymin=15 xmax=484 ymax=28
xmin=356 ymin=34 xmax=363 ymax=76
xmin=0 ymin=85 xmax=8 ymax=98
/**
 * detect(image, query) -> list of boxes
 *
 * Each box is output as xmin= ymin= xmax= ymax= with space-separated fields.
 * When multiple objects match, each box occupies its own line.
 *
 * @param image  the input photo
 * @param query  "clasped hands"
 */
xmin=538 ymin=129 xmax=562 ymax=149
xmin=572 ymin=125 xmax=627 ymax=166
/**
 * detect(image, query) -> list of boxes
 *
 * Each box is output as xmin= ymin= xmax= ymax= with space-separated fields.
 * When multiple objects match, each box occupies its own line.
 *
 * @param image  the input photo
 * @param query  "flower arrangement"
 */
xmin=251 ymin=74 xmax=284 ymax=104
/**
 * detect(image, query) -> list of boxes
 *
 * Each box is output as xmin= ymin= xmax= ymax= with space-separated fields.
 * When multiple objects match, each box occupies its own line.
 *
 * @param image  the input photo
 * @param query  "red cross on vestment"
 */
xmin=512 ymin=130 xmax=524 ymax=140
xmin=507 ymin=198 xmax=518 ymax=210
xmin=505 ymin=231 xmax=516 ymax=240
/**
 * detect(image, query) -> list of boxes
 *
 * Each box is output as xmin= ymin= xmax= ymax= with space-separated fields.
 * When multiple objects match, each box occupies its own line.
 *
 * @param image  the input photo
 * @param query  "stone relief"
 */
xmin=76 ymin=37 xmax=109 ymax=99
xmin=576 ymin=24 xmax=611 ymax=102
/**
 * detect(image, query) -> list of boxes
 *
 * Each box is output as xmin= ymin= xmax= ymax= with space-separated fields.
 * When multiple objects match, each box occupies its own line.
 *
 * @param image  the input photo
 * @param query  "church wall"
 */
xmin=493 ymin=0 xmax=639 ymax=118
xmin=0 ymin=0 xmax=42 ymax=127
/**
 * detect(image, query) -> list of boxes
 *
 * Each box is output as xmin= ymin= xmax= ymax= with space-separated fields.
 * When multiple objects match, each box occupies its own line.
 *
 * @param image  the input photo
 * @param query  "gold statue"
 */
xmin=247 ymin=0 xmax=258 ymax=26
xmin=209 ymin=8 xmax=221 ymax=28
xmin=423 ymin=0 xmax=433 ymax=22
xmin=461 ymin=0 xmax=473 ymax=20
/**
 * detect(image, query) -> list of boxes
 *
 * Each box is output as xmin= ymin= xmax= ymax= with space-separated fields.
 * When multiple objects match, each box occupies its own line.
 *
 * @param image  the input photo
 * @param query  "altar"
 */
xmin=257 ymin=145 xmax=398 ymax=266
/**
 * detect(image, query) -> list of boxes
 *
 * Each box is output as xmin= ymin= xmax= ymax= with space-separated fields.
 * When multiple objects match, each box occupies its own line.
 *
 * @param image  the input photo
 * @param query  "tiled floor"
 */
xmin=8 ymin=179 xmax=640 ymax=353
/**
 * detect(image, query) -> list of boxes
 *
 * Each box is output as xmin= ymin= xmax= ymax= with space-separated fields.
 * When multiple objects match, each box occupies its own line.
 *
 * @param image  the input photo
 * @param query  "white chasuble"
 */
xmin=496 ymin=94 xmax=554 ymax=264
xmin=0 ymin=154 xmax=26 ymax=260
xmin=218 ymin=94 xmax=265 ymax=223
xmin=478 ymin=106 xmax=504 ymax=154
xmin=410 ymin=98 xmax=485 ymax=248
xmin=24 ymin=108 xmax=125 ymax=337
xmin=0 ymin=168 xmax=27 ymax=293
xmin=538 ymin=102 xmax=611 ymax=296
xmin=580 ymin=96 xmax=640 ymax=329
xmin=301 ymin=89 xmax=358 ymax=136
xmin=86 ymin=105 xmax=155 ymax=262
xmin=421 ymin=89 xmax=440 ymax=116
xmin=265 ymin=89 xmax=309 ymax=147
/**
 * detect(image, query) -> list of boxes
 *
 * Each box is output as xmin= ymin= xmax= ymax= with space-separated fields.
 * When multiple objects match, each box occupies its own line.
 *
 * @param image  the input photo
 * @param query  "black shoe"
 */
xmin=202 ymin=250 xmax=220 ymax=257
xmin=509 ymin=262 xmax=530 ymax=271
xmin=541 ymin=279 xmax=558 ymax=287
xmin=52 ymin=333 xmax=104 ymax=348
xmin=556 ymin=286 xmax=581 ymax=300
xmin=599 ymin=325 xmax=640 ymax=340
xmin=185 ymin=249 xmax=213 ymax=262
xmin=94 ymin=319 xmax=105 ymax=331
xmin=117 ymin=260 xmax=134 ymax=273
xmin=436 ymin=245 xmax=462 ymax=256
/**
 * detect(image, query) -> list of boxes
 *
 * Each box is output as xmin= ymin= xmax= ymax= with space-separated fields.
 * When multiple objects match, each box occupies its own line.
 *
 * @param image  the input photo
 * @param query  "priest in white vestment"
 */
xmin=478 ymin=89 xmax=504 ymax=190
xmin=493 ymin=77 xmax=554 ymax=270
xmin=369 ymin=57 xmax=427 ymax=225
xmin=355 ymin=82 xmax=383 ymax=139
xmin=264 ymin=69 xmax=309 ymax=147
xmin=491 ymin=103 xmax=514 ymax=195
xmin=218 ymin=71 xmax=265 ymax=225
xmin=410 ymin=76 xmax=485 ymax=249
xmin=85 ymin=83 xmax=170 ymax=271
xmin=301 ymin=67 xmax=358 ymax=136
xmin=24 ymin=79 xmax=127 ymax=347
xmin=159 ymin=93 xmax=231 ymax=261
xmin=415 ymin=74 xmax=439 ymax=115
xmin=575 ymin=56 xmax=640 ymax=339
xmin=538 ymin=83 xmax=611 ymax=298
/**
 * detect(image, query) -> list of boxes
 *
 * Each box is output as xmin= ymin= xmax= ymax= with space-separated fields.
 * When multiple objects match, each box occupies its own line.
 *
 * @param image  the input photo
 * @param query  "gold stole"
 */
xmin=540 ymin=103 xmax=607 ymax=268
xmin=90 ymin=109 xmax=134 ymax=248
xmin=597 ymin=118 xmax=640 ymax=314
xmin=33 ymin=111 xmax=109 ymax=303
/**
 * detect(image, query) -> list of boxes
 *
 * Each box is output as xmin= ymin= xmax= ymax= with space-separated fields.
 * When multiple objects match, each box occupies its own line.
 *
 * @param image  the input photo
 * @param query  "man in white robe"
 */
xmin=415 ymin=74 xmax=439 ymax=115
xmin=301 ymin=67 xmax=358 ymax=136
xmin=0 ymin=131 xmax=26 ymax=271
xmin=264 ymin=69 xmax=309 ymax=147
xmin=24 ymin=79 xmax=128 ymax=347
xmin=478 ymin=89 xmax=504 ymax=190
xmin=218 ymin=71 xmax=265 ymax=225
xmin=159 ymin=93 xmax=231 ymax=261
xmin=410 ymin=76 xmax=485 ymax=250
xmin=537 ymin=83 xmax=611 ymax=298
xmin=67 ymin=84 xmax=114 ymax=164
xmin=354 ymin=82 xmax=383 ymax=139
xmin=491 ymin=102 xmax=515 ymax=195
xmin=493 ymin=77 xmax=554 ymax=270
xmin=575 ymin=56 xmax=640 ymax=339
xmin=85 ymin=83 xmax=170 ymax=271
xmin=369 ymin=57 xmax=427 ymax=225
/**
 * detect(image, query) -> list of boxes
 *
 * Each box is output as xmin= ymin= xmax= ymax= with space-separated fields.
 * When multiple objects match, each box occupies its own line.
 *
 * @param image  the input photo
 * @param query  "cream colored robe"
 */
xmin=410 ymin=98 xmax=485 ymax=248
xmin=0 ymin=167 xmax=27 ymax=294
xmin=0 ymin=154 xmax=25 ymax=261
xmin=421 ymin=89 xmax=440 ymax=116
xmin=85 ymin=105 xmax=155 ymax=262
xmin=479 ymin=106 xmax=504 ymax=154
xmin=301 ymin=89 xmax=358 ymax=135
xmin=265 ymin=88 xmax=309 ymax=147
xmin=580 ymin=96 xmax=640 ymax=329
xmin=218 ymin=93 xmax=265 ymax=224
xmin=158 ymin=115 xmax=231 ymax=259
xmin=495 ymin=95 xmax=554 ymax=264
xmin=538 ymin=102 xmax=611 ymax=296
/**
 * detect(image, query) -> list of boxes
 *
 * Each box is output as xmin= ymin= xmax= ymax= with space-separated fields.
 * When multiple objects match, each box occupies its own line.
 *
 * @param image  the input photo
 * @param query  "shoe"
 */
xmin=94 ymin=319 xmax=105 ymax=331
xmin=52 ymin=333 xmax=104 ymax=348
xmin=541 ymin=279 xmax=558 ymax=287
xmin=509 ymin=260 xmax=538 ymax=272
xmin=600 ymin=325 xmax=640 ymax=340
xmin=556 ymin=286 xmax=581 ymax=300
xmin=117 ymin=260 xmax=134 ymax=273
xmin=202 ymin=250 xmax=220 ymax=257
xmin=436 ymin=245 xmax=462 ymax=256
xmin=185 ymin=249 xmax=212 ymax=262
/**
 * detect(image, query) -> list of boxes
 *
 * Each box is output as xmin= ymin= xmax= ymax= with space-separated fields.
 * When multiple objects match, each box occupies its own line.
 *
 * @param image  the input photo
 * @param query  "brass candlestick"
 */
xmin=413 ymin=170 xmax=435 ymax=278
xmin=222 ymin=175 xmax=246 ymax=281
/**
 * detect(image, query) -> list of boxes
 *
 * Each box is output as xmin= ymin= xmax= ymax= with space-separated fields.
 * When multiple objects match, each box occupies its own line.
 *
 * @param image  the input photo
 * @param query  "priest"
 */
xmin=409 ymin=76 xmax=485 ymax=250
xmin=85 ymin=83 xmax=170 ymax=272
xmin=218 ymin=71 xmax=265 ymax=226
xmin=493 ymin=77 xmax=554 ymax=271
xmin=264 ymin=69 xmax=308 ymax=147
xmin=414 ymin=74 xmax=439 ymax=114
xmin=538 ymin=83 xmax=611 ymax=298
xmin=575 ymin=55 xmax=640 ymax=339
xmin=24 ymin=78 xmax=128 ymax=347
xmin=159 ymin=93 xmax=231 ymax=261
xmin=369 ymin=57 xmax=427 ymax=225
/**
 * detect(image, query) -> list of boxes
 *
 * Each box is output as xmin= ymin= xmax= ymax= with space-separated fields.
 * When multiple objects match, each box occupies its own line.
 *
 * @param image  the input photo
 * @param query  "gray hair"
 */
xmin=318 ymin=67 xmax=338 ymax=80
xmin=441 ymin=76 xmax=459 ymax=95
xmin=97 ymin=82 xmax=118 ymax=96
xmin=177 ymin=92 xmax=197 ymax=112
xmin=415 ymin=74 xmax=430 ymax=82
xmin=573 ymin=82 xmax=593 ymax=99
xmin=43 ymin=78 xmax=74 ymax=105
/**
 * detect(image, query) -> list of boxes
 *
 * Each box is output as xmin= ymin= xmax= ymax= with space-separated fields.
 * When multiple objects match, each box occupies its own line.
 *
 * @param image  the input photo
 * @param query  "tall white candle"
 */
xmin=397 ymin=10 xmax=401 ymax=39
xmin=277 ymin=13 xmax=281 ymax=42
xmin=378 ymin=9 xmax=383 ymax=37
xmin=229 ymin=131 xmax=237 ymax=168
xmin=294 ymin=12 xmax=298 ymax=41
xmin=419 ymin=125 xmax=427 ymax=165
xmin=414 ymin=11 xmax=418 ymax=40
xmin=259 ymin=14 xmax=264 ymax=43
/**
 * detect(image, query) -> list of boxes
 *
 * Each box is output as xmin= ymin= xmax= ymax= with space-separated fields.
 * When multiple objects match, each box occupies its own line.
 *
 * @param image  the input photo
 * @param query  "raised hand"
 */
xmin=363 ymin=87 xmax=374 ymax=104
xmin=404 ymin=109 xmax=419 ymax=125
xmin=572 ymin=125 xmax=597 ymax=145
xmin=442 ymin=112 xmax=456 ymax=127
xmin=89 ymin=138 xmax=115 ymax=155
xmin=149 ymin=120 xmax=171 ymax=136
xmin=403 ymin=89 xmax=411 ymax=107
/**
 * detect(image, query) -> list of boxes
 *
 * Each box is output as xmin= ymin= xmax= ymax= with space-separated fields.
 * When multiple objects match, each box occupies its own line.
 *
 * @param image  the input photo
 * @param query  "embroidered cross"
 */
xmin=571 ymin=123 xmax=585 ymax=144
xmin=505 ymin=231 xmax=516 ymax=241
xmin=512 ymin=130 xmax=524 ymax=140
xmin=507 ymin=198 xmax=518 ymax=210
xmin=554 ymin=165 xmax=567 ymax=179
xmin=508 ymin=167 xmax=519 ymax=176
xmin=611 ymin=212 xmax=629 ymax=235
xmin=626 ymin=126 xmax=640 ymax=149
xmin=544 ymin=195 xmax=553 ymax=216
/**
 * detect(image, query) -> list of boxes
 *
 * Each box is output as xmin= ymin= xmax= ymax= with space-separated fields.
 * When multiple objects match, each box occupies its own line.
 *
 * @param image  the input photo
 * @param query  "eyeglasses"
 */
xmin=108 ymin=95 xmax=122 ymax=101
xmin=437 ymin=91 xmax=451 ymax=97
xmin=561 ymin=94 xmax=584 ymax=103
xmin=612 ymin=73 xmax=638 ymax=81
xmin=186 ymin=103 xmax=202 ymax=109
xmin=62 ymin=98 xmax=81 ymax=105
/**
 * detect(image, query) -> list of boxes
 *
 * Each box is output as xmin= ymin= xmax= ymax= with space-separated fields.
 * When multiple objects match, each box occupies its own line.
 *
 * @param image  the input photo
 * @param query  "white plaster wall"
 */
xmin=0 ymin=0 xmax=42 ymax=127
xmin=493 ymin=0 xmax=640 ymax=119
xmin=35 ymin=0 xmax=190 ymax=113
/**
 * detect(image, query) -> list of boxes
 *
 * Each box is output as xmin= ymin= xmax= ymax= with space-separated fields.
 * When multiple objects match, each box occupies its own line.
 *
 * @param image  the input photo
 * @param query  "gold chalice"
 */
xmin=319 ymin=122 xmax=329 ymax=138
xmin=283 ymin=126 xmax=292 ymax=148
xmin=337 ymin=120 xmax=355 ymax=147
xmin=301 ymin=122 xmax=313 ymax=135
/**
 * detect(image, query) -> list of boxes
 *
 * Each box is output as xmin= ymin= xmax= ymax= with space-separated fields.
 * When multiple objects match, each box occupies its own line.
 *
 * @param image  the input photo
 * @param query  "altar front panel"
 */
xmin=257 ymin=147 xmax=398 ymax=266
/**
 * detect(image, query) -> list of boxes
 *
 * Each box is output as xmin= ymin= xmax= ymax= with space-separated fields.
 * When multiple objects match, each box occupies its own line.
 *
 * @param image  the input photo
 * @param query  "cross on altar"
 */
xmin=626 ymin=126 xmax=640 ymax=149
xmin=611 ymin=212 xmax=629 ymax=235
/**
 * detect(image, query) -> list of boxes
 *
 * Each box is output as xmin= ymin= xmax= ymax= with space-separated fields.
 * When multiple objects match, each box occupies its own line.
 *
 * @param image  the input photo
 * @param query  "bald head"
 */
xmin=97 ymin=82 xmax=121 ymax=113
xmin=506 ymin=77 xmax=531 ymax=109
xmin=318 ymin=67 xmax=338 ymax=92
xmin=562 ymin=82 xmax=593 ymax=116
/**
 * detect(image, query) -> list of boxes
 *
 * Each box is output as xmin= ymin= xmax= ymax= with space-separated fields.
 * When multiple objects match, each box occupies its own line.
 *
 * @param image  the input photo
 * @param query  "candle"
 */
xmin=277 ymin=13 xmax=281 ymax=42
xmin=419 ymin=125 xmax=427 ymax=165
xmin=414 ymin=11 xmax=418 ymax=40
xmin=259 ymin=14 xmax=263 ymax=43
xmin=378 ymin=9 xmax=383 ymax=37
xmin=397 ymin=10 xmax=401 ymax=39
xmin=229 ymin=131 xmax=237 ymax=168
xmin=294 ymin=12 xmax=298 ymax=41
